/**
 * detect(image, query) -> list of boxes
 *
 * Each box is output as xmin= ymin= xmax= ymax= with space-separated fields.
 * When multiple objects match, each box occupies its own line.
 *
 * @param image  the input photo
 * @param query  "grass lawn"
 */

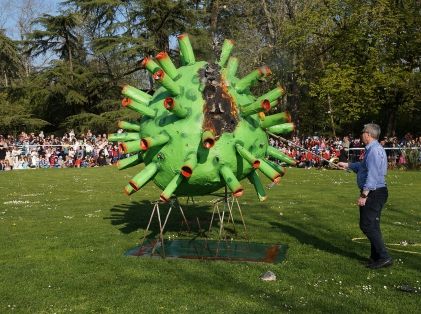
xmin=0 ymin=166 xmax=420 ymax=313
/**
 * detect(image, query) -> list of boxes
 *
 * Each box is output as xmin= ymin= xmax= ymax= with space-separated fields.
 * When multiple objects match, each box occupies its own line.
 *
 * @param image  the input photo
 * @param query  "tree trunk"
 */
xmin=68 ymin=47 xmax=73 ymax=75
xmin=209 ymin=0 xmax=219 ymax=44
xmin=285 ymin=0 xmax=296 ymax=20
xmin=65 ymin=33 xmax=73 ymax=79
xmin=261 ymin=0 xmax=276 ymax=44
xmin=386 ymin=108 xmax=397 ymax=137
xmin=284 ymin=2 xmax=300 ymax=135
xmin=4 ymin=71 xmax=8 ymax=87
xmin=288 ymin=63 xmax=300 ymax=136
xmin=385 ymin=92 xmax=402 ymax=137
xmin=155 ymin=30 xmax=169 ymax=52
xmin=327 ymin=94 xmax=336 ymax=137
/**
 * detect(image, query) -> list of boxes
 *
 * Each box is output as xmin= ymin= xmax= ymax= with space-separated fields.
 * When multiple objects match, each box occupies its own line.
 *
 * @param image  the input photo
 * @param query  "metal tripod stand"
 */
xmin=208 ymin=187 xmax=248 ymax=240
xmin=140 ymin=197 xmax=190 ymax=257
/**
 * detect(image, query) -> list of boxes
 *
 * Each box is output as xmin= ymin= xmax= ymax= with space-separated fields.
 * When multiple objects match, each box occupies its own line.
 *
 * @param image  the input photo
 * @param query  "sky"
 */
xmin=0 ymin=0 xmax=59 ymax=39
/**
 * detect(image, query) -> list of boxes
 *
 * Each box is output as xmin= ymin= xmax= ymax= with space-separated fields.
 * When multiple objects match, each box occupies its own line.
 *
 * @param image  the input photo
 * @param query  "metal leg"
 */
xmin=140 ymin=202 xmax=158 ymax=246
xmin=161 ymin=203 xmax=173 ymax=235
xmin=186 ymin=196 xmax=196 ymax=205
xmin=152 ymin=205 xmax=165 ymax=257
xmin=176 ymin=199 xmax=190 ymax=232
xmin=219 ymin=209 xmax=225 ymax=238
xmin=142 ymin=197 xmax=194 ymax=258
xmin=209 ymin=202 xmax=217 ymax=233
xmin=209 ymin=196 xmax=248 ymax=239
xmin=234 ymin=197 xmax=248 ymax=239
xmin=226 ymin=196 xmax=236 ymax=233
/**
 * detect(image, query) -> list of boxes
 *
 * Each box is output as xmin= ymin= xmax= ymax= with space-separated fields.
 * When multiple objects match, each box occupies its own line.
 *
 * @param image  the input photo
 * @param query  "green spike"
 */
xmin=267 ymin=123 xmax=295 ymax=134
xmin=141 ymin=133 xmax=170 ymax=150
xmin=218 ymin=39 xmax=234 ymax=67
xmin=116 ymin=153 xmax=143 ymax=170
xmin=260 ymin=112 xmax=291 ymax=129
xmin=164 ymin=97 xmax=188 ymax=118
xmin=178 ymin=33 xmax=195 ymax=65
xmin=235 ymin=66 xmax=271 ymax=93
xmin=108 ymin=132 xmax=140 ymax=142
xmin=240 ymin=99 xmax=271 ymax=117
xmin=121 ymin=98 xmax=156 ymax=118
xmin=117 ymin=120 xmax=141 ymax=132
xmin=258 ymin=158 xmax=281 ymax=183
xmin=247 ymin=170 xmax=267 ymax=201
xmin=219 ymin=165 xmax=243 ymax=197
xmin=160 ymin=173 xmax=184 ymax=202
xmin=156 ymin=51 xmax=179 ymax=80
xmin=256 ymin=86 xmax=285 ymax=103
xmin=266 ymin=146 xmax=297 ymax=165
xmin=226 ymin=57 xmax=239 ymax=79
xmin=141 ymin=57 xmax=161 ymax=74
xmin=124 ymin=184 xmax=136 ymax=195
xmin=122 ymin=85 xmax=152 ymax=105
xmin=265 ymin=159 xmax=286 ymax=176
xmin=129 ymin=162 xmax=159 ymax=191
xmin=153 ymin=69 xmax=181 ymax=96
xmin=202 ymin=130 xmax=216 ymax=149
xmin=121 ymin=140 xmax=142 ymax=154
xmin=181 ymin=152 xmax=197 ymax=178
xmin=235 ymin=144 xmax=260 ymax=168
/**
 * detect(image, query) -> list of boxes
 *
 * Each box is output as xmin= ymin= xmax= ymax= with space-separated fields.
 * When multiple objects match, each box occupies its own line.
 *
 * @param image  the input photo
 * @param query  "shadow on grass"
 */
xmin=271 ymin=222 xmax=421 ymax=272
xmin=106 ymin=199 xmax=232 ymax=240
xmin=270 ymin=221 xmax=365 ymax=262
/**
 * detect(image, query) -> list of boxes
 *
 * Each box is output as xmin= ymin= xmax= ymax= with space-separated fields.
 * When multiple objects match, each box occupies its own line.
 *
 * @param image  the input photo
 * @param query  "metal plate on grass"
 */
xmin=126 ymin=239 xmax=287 ymax=264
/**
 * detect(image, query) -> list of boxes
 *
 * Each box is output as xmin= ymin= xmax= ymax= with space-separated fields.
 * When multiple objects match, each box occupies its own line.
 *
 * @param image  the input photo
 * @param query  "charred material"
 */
xmin=200 ymin=63 xmax=239 ymax=138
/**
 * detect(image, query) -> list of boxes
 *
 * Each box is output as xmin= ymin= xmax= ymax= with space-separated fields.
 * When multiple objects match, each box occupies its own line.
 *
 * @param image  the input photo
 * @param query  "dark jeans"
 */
xmin=359 ymin=187 xmax=390 ymax=260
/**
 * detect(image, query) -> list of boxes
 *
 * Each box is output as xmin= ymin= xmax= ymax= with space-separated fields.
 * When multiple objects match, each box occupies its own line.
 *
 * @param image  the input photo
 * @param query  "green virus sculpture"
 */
xmin=108 ymin=34 xmax=296 ymax=202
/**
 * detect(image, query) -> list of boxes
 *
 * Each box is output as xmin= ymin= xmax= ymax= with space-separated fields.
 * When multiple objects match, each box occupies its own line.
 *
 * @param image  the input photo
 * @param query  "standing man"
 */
xmin=338 ymin=123 xmax=392 ymax=269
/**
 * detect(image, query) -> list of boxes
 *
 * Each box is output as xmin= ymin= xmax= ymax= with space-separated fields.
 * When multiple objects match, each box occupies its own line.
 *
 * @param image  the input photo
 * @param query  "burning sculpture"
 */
xmin=109 ymin=34 xmax=295 ymax=202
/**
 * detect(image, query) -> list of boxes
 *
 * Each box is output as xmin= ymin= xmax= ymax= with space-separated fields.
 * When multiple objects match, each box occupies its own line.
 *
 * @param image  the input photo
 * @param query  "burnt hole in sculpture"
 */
xmin=200 ymin=63 xmax=239 ymax=138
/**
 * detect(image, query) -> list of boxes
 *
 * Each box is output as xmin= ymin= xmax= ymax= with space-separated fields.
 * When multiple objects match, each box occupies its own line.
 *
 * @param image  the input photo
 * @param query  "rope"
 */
xmin=351 ymin=237 xmax=421 ymax=255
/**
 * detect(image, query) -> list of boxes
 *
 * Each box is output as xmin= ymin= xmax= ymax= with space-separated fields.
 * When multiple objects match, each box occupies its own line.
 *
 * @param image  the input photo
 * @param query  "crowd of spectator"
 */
xmin=0 ymin=130 xmax=121 ymax=171
xmin=1 ymin=130 xmax=420 ymax=171
xmin=270 ymin=133 xmax=421 ymax=169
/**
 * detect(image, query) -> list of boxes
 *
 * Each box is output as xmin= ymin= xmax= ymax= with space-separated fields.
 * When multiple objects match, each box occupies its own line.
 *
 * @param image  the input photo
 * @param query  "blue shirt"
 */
xmin=349 ymin=140 xmax=387 ymax=191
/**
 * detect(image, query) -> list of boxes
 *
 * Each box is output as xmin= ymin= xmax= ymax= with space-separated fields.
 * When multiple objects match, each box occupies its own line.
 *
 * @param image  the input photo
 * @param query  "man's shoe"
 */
xmin=367 ymin=257 xmax=393 ymax=269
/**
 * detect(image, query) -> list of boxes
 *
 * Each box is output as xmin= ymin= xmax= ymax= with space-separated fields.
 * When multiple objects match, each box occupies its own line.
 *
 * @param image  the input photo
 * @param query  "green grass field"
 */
xmin=1 ymin=166 xmax=420 ymax=313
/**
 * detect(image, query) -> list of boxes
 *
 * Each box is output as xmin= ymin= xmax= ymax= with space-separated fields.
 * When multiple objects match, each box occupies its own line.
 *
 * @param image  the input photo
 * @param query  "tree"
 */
xmin=16 ymin=0 xmax=47 ymax=76
xmin=0 ymin=91 xmax=50 ymax=135
xmin=366 ymin=0 xmax=421 ymax=136
xmin=0 ymin=31 xmax=23 ymax=86
xmin=27 ymin=12 xmax=84 ymax=75
xmin=1 ymin=0 xmax=419 ymax=137
xmin=263 ymin=0 xmax=420 ymax=136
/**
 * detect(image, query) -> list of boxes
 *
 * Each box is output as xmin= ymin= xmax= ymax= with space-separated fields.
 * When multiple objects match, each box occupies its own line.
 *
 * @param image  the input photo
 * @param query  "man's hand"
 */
xmin=337 ymin=162 xmax=349 ymax=170
xmin=357 ymin=197 xmax=367 ymax=207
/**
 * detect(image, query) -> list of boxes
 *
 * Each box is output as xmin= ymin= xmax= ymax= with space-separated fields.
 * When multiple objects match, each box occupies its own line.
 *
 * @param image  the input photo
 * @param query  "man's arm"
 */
xmin=338 ymin=161 xmax=360 ymax=173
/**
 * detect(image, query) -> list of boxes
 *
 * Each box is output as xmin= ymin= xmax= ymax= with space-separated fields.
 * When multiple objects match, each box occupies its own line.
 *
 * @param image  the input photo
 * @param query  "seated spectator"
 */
xmin=3 ymin=159 xmax=12 ymax=171
xmin=30 ymin=154 xmax=39 ymax=168
xmin=36 ymin=157 xmax=46 ymax=168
